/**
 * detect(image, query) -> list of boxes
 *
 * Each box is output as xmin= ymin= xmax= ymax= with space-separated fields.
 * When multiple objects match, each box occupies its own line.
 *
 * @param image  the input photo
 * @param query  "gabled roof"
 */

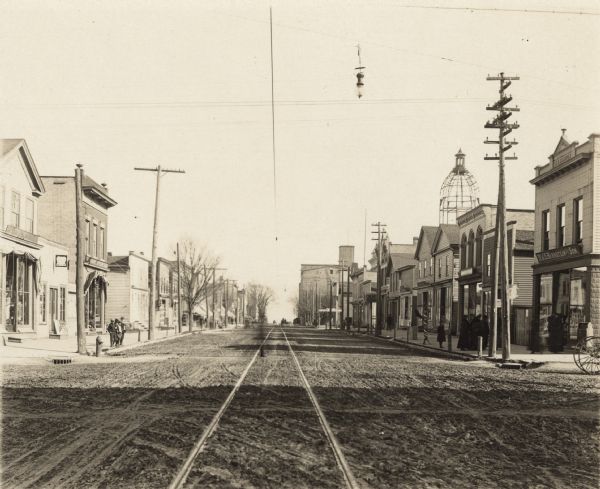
xmin=515 ymin=229 xmax=534 ymax=251
xmin=552 ymin=131 xmax=571 ymax=156
xmin=0 ymin=139 xmax=45 ymax=196
xmin=414 ymin=226 xmax=438 ymax=259
xmin=432 ymin=224 xmax=460 ymax=254
xmin=389 ymin=243 xmax=415 ymax=255
xmin=108 ymin=255 xmax=130 ymax=271
xmin=390 ymin=253 xmax=417 ymax=271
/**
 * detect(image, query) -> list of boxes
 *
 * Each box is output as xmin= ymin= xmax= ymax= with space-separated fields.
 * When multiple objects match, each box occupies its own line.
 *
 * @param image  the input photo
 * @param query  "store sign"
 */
xmin=55 ymin=255 xmax=68 ymax=267
xmin=536 ymin=244 xmax=582 ymax=263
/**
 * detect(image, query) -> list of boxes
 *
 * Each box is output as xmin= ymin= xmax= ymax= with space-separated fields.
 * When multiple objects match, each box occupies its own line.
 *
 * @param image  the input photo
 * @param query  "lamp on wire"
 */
xmin=355 ymin=44 xmax=365 ymax=99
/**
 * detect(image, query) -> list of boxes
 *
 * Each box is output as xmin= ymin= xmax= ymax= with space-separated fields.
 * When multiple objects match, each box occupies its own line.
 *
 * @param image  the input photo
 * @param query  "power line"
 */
xmin=397 ymin=4 xmax=600 ymax=16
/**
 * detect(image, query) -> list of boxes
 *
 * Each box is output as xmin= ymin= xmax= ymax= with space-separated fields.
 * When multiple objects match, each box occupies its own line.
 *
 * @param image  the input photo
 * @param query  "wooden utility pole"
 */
xmin=484 ymin=73 xmax=520 ymax=361
xmin=203 ymin=265 xmax=209 ymax=330
xmin=329 ymin=269 xmax=334 ymax=330
xmin=340 ymin=260 xmax=345 ymax=330
xmin=176 ymin=242 xmax=184 ymax=334
xmin=208 ymin=267 xmax=227 ymax=328
xmin=134 ymin=166 xmax=185 ymax=340
xmin=75 ymin=164 xmax=86 ymax=354
xmin=371 ymin=222 xmax=387 ymax=336
xmin=346 ymin=264 xmax=351 ymax=330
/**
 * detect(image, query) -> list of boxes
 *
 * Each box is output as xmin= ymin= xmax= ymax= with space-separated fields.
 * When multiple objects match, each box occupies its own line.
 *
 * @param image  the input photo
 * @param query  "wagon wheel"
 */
xmin=574 ymin=336 xmax=600 ymax=375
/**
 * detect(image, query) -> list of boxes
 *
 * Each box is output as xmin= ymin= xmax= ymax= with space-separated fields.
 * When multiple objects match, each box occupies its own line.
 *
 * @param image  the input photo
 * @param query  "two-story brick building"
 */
xmin=38 ymin=169 xmax=117 ymax=332
xmin=530 ymin=131 xmax=600 ymax=349
xmin=0 ymin=140 xmax=69 ymax=337
xmin=382 ymin=241 xmax=417 ymax=334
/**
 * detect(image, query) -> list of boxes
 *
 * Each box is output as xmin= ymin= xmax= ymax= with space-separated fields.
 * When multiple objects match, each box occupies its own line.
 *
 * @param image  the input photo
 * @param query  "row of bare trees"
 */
xmin=176 ymin=238 xmax=275 ymax=324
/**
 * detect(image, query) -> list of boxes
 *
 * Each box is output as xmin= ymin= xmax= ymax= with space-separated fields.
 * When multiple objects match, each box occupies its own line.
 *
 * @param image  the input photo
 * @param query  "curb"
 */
xmin=105 ymin=330 xmax=197 ymax=355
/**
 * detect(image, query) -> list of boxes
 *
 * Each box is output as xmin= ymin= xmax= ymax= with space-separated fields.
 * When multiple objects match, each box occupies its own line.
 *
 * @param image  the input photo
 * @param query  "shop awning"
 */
xmin=84 ymin=271 xmax=109 ymax=298
xmin=6 ymin=250 xmax=41 ymax=293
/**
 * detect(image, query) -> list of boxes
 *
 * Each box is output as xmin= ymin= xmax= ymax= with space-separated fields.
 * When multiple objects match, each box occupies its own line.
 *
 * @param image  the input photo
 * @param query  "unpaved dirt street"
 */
xmin=2 ymin=326 xmax=599 ymax=489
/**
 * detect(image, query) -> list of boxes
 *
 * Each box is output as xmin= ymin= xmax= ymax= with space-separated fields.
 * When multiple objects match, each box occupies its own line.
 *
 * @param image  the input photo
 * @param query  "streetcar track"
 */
xmin=168 ymin=326 xmax=274 ymax=489
xmin=280 ymin=326 xmax=361 ymax=489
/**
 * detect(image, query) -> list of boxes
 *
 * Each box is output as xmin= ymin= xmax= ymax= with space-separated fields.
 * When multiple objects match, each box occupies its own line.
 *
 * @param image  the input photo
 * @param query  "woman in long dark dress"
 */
xmin=458 ymin=316 xmax=470 ymax=350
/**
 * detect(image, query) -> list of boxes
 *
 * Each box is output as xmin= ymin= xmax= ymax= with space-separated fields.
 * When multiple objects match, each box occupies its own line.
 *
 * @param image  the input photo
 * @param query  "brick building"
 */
xmin=530 ymin=131 xmax=600 ymax=349
xmin=38 ymin=170 xmax=117 ymax=332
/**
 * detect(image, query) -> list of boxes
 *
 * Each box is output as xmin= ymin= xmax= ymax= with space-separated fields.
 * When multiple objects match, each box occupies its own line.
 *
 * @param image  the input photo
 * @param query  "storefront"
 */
xmin=1 ymin=250 xmax=40 ymax=332
xmin=83 ymin=270 xmax=108 ymax=331
xmin=532 ymin=245 xmax=599 ymax=349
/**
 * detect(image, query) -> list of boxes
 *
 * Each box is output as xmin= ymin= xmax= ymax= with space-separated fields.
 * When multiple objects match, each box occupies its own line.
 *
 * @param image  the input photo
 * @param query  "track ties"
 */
xmin=168 ymin=327 xmax=274 ymax=489
xmin=280 ymin=327 xmax=360 ymax=489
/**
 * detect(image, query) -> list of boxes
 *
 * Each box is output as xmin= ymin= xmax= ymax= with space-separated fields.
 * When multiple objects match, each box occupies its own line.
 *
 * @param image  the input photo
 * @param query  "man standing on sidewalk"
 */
xmin=118 ymin=317 xmax=126 ymax=346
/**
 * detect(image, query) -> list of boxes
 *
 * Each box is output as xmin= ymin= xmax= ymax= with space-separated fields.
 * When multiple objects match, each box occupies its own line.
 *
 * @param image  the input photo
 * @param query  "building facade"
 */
xmin=106 ymin=252 xmax=150 ymax=329
xmin=299 ymin=264 xmax=340 ymax=326
xmin=0 ymin=140 xmax=70 ymax=338
xmin=38 ymin=171 xmax=116 ymax=332
xmin=457 ymin=204 xmax=535 ymax=345
xmin=414 ymin=226 xmax=438 ymax=329
xmin=431 ymin=224 xmax=460 ymax=334
xmin=530 ymin=131 xmax=600 ymax=349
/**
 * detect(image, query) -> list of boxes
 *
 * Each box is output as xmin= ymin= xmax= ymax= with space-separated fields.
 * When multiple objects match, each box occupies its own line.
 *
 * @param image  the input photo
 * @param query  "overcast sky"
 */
xmin=1 ymin=0 xmax=599 ymax=319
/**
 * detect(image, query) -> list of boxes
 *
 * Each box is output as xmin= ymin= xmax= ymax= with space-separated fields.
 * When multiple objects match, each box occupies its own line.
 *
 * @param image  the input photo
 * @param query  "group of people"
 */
xmin=107 ymin=318 xmax=126 ymax=347
xmin=458 ymin=314 xmax=490 ymax=351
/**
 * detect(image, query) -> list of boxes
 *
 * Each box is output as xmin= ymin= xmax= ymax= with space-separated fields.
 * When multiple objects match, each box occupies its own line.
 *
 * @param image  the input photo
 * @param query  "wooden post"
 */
xmin=177 ymin=242 xmax=185 ymax=334
xmin=75 ymin=164 xmax=86 ymax=354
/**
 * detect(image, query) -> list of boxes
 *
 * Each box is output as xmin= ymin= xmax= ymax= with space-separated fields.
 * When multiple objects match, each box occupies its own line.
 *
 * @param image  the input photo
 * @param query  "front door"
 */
xmin=49 ymin=288 xmax=58 ymax=333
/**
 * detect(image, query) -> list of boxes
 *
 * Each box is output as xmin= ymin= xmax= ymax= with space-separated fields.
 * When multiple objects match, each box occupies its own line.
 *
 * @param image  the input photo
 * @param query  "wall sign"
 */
xmin=536 ymin=244 xmax=582 ymax=264
xmin=55 ymin=255 xmax=68 ymax=267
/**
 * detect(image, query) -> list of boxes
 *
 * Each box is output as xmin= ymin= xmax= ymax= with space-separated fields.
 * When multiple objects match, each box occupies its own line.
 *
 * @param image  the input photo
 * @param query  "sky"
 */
xmin=1 ymin=0 xmax=599 ymax=320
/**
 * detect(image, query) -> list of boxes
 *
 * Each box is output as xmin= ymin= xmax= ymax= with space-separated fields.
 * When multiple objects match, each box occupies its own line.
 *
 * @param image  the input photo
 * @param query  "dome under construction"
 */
xmin=439 ymin=149 xmax=480 ymax=224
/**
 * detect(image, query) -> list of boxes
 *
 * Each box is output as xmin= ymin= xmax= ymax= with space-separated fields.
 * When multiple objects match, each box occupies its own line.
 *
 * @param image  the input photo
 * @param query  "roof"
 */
xmin=515 ymin=229 xmax=534 ymax=251
xmin=439 ymin=224 xmax=460 ymax=246
xmin=389 ymin=243 xmax=415 ymax=254
xmin=0 ymin=139 xmax=22 ymax=157
xmin=414 ymin=226 xmax=438 ymax=259
xmin=0 ymin=139 xmax=45 ymax=195
xmin=390 ymin=253 xmax=417 ymax=271
xmin=82 ymin=174 xmax=117 ymax=208
xmin=108 ymin=255 xmax=130 ymax=271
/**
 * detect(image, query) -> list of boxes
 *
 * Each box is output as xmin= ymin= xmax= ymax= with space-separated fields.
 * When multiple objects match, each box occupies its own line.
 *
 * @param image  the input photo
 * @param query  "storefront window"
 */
xmin=569 ymin=267 xmax=587 ymax=340
xmin=539 ymin=274 xmax=553 ymax=336
xmin=4 ymin=253 xmax=34 ymax=330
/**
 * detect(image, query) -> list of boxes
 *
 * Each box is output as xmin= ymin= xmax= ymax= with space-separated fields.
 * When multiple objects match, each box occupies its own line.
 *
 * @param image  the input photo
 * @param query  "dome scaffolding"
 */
xmin=439 ymin=149 xmax=480 ymax=225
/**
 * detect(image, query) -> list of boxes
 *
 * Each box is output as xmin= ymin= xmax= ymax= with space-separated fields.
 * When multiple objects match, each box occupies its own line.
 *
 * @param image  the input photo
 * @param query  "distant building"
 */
xmin=439 ymin=149 xmax=480 ymax=225
xmin=299 ymin=263 xmax=340 ymax=326
xmin=382 ymin=241 xmax=417 ymax=333
xmin=530 ymin=131 xmax=600 ymax=348
xmin=38 ymin=170 xmax=117 ymax=332
xmin=106 ymin=252 xmax=150 ymax=329
xmin=414 ymin=226 xmax=439 ymax=330
xmin=431 ymin=224 xmax=460 ymax=333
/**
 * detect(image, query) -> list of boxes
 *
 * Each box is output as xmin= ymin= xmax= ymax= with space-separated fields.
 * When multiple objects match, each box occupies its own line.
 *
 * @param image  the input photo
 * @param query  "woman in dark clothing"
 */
xmin=470 ymin=315 xmax=482 ymax=350
xmin=437 ymin=315 xmax=447 ymax=348
xmin=458 ymin=316 xmax=470 ymax=350
xmin=548 ymin=314 xmax=564 ymax=353
xmin=480 ymin=315 xmax=490 ymax=350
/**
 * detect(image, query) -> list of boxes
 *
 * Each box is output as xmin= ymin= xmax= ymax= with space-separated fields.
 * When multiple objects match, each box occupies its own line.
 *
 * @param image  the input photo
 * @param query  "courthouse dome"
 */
xmin=439 ymin=149 xmax=480 ymax=225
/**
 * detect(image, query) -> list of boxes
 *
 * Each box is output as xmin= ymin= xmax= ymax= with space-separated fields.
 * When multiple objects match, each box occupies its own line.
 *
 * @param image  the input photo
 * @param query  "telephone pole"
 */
xmin=371 ymin=222 xmax=387 ymax=336
xmin=208 ymin=267 xmax=227 ymax=328
xmin=134 ymin=165 xmax=185 ymax=340
xmin=75 ymin=164 xmax=86 ymax=354
xmin=176 ymin=242 xmax=184 ymax=334
xmin=484 ymin=72 xmax=520 ymax=361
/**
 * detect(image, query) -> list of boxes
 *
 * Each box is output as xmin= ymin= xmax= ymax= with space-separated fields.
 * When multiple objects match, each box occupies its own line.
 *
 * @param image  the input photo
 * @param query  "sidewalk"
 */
xmin=0 ymin=323 xmax=241 ymax=366
xmin=324 ymin=325 xmax=578 ymax=367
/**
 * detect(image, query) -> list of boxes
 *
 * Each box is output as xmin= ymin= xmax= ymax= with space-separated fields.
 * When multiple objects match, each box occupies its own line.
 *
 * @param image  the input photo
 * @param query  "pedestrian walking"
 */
xmin=481 ymin=314 xmax=490 ymax=350
xmin=118 ymin=317 xmax=126 ymax=346
xmin=107 ymin=320 xmax=116 ymax=347
xmin=471 ymin=314 xmax=482 ymax=350
xmin=457 ymin=316 xmax=468 ymax=350
xmin=548 ymin=313 xmax=564 ymax=353
xmin=437 ymin=318 xmax=446 ymax=349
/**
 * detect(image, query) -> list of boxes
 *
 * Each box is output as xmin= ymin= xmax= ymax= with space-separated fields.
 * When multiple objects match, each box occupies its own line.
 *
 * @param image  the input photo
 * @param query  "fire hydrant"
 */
xmin=96 ymin=334 xmax=103 ymax=357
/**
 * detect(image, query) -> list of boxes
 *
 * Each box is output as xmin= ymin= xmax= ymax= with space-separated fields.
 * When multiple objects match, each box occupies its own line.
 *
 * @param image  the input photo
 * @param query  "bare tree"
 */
xmin=175 ymin=239 xmax=219 ymax=329
xmin=246 ymin=282 xmax=274 ymax=322
xmin=291 ymin=293 xmax=311 ymax=323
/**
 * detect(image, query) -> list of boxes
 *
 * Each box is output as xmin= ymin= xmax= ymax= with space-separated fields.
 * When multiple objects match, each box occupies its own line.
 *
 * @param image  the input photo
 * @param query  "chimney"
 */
xmin=101 ymin=182 xmax=108 ymax=192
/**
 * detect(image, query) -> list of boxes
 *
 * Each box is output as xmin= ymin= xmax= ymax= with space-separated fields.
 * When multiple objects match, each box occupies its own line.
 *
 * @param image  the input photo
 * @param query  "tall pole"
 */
xmin=177 ymin=242 xmax=185 ymax=334
xmin=225 ymin=279 xmax=229 ymax=327
xmin=340 ymin=261 xmax=344 ymax=329
xmin=204 ymin=265 xmax=209 ymax=330
xmin=346 ymin=264 xmax=350 ymax=330
xmin=75 ymin=164 xmax=86 ymax=354
xmin=371 ymin=222 xmax=386 ymax=336
xmin=212 ymin=268 xmax=216 ymax=328
xmin=134 ymin=165 xmax=185 ymax=340
xmin=329 ymin=278 xmax=333 ymax=330
xmin=485 ymin=72 xmax=520 ymax=362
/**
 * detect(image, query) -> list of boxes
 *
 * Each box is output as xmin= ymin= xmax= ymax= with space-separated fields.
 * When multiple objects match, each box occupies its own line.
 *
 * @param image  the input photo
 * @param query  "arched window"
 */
xmin=475 ymin=227 xmax=483 ymax=267
xmin=460 ymin=234 xmax=468 ymax=269
xmin=468 ymin=230 xmax=475 ymax=268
